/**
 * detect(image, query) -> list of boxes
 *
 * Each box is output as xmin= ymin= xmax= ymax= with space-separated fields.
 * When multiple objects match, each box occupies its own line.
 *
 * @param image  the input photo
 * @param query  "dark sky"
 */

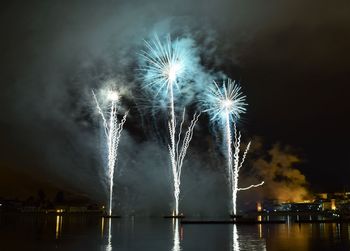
xmin=1 ymin=0 xmax=350 ymax=206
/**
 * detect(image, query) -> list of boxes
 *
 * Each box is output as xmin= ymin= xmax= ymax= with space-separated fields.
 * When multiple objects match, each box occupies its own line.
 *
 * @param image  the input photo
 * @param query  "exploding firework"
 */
xmin=202 ymin=79 xmax=247 ymax=124
xmin=139 ymin=34 xmax=191 ymax=98
xmin=92 ymin=89 xmax=128 ymax=216
xmin=139 ymin=34 xmax=200 ymax=216
xmin=202 ymin=79 xmax=263 ymax=215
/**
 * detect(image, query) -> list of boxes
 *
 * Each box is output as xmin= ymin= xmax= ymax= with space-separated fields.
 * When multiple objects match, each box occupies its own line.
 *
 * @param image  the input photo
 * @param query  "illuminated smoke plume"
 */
xmin=253 ymin=143 xmax=310 ymax=202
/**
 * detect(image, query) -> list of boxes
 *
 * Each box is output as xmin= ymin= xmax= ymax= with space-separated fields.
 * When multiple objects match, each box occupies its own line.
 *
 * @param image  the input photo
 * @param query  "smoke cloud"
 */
xmin=252 ymin=142 xmax=310 ymax=202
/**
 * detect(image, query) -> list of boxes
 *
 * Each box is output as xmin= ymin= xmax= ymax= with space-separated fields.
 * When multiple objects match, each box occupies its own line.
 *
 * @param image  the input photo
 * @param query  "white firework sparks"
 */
xmin=140 ymin=34 xmax=199 ymax=216
xmin=169 ymin=110 xmax=200 ymax=215
xmin=231 ymin=123 xmax=264 ymax=216
xmin=202 ymin=79 xmax=263 ymax=216
xmin=139 ymin=34 xmax=189 ymax=97
xmin=92 ymin=89 xmax=128 ymax=216
xmin=202 ymin=79 xmax=247 ymax=125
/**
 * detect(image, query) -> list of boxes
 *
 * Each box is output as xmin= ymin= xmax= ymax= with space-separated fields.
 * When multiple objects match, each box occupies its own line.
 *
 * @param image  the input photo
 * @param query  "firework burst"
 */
xmin=139 ymin=34 xmax=191 ymax=98
xmin=201 ymin=79 xmax=247 ymax=124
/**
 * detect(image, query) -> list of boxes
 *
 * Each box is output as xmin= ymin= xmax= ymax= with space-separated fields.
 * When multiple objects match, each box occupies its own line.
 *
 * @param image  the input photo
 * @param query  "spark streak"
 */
xmin=231 ymin=123 xmax=264 ymax=215
xmin=92 ymin=89 xmax=128 ymax=216
xmin=140 ymin=34 xmax=199 ymax=215
xmin=169 ymin=110 xmax=200 ymax=215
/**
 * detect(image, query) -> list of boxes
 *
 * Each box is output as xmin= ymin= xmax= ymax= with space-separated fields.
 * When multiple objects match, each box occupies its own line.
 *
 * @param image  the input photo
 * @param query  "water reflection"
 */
xmin=232 ymin=225 xmax=239 ymax=251
xmin=232 ymin=224 xmax=267 ymax=251
xmin=55 ymin=215 xmax=62 ymax=239
xmin=3 ymin=214 xmax=350 ymax=250
xmin=257 ymin=216 xmax=263 ymax=238
xmin=172 ymin=219 xmax=181 ymax=251
xmin=258 ymin=223 xmax=263 ymax=239
xmin=101 ymin=217 xmax=105 ymax=238
xmin=100 ymin=217 xmax=113 ymax=251
xmin=106 ymin=218 xmax=112 ymax=251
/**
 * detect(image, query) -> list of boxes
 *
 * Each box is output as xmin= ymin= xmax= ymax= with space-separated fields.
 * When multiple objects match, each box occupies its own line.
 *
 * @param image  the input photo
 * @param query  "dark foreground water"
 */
xmin=1 ymin=214 xmax=350 ymax=251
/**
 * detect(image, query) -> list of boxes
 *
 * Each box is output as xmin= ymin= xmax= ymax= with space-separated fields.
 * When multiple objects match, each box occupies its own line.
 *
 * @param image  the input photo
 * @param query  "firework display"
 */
xmin=92 ymin=34 xmax=263 ymax=216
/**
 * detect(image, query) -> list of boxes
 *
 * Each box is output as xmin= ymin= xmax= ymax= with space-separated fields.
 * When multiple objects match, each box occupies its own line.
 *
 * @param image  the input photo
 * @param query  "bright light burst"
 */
xmin=202 ymin=79 xmax=247 ymax=124
xmin=139 ymin=34 xmax=189 ymax=97
xmin=107 ymin=90 xmax=120 ymax=102
xmin=92 ymin=89 xmax=128 ymax=216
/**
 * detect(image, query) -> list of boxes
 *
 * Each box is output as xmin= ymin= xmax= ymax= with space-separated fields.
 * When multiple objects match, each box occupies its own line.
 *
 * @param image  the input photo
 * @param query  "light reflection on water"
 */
xmin=172 ymin=219 xmax=181 ymax=251
xmin=55 ymin=215 xmax=62 ymax=239
xmin=232 ymin=225 xmax=239 ymax=251
xmin=232 ymin=224 xmax=267 ymax=251
xmin=101 ymin=217 xmax=113 ymax=251
xmin=101 ymin=217 xmax=105 ymax=238
xmin=106 ymin=218 xmax=112 ymax=251
xmin=1 ymin=214 xmax=350 ymax=250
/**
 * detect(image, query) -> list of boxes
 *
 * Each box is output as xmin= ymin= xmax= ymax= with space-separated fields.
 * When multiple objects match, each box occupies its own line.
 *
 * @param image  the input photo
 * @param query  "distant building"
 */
xmin=290 ymin=202 xmax=322 ymax=212
xmin=256 ymin=201 xmax=321 ymax=212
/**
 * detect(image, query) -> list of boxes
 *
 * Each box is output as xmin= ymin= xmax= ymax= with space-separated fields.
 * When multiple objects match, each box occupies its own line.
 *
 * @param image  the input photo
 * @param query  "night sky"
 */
xmin=1 ymin=0 xmax=349 ymax=206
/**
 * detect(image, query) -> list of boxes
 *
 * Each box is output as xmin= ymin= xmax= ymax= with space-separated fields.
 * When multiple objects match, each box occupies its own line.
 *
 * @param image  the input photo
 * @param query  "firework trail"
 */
xmin=202 ymin=79 xmax=264 ymax=215
xmin=170 ymin=110 xmax=200 ymax=215
xmin=140 ymin=34 xmax=200 ymax=216
xmin=92 ymin=89 xmax=128 ymax=216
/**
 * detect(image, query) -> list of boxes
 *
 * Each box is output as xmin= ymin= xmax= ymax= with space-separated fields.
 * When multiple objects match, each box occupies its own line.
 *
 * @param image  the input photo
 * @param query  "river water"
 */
xmin=1 ymin=214 xmax=350 ymax=250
